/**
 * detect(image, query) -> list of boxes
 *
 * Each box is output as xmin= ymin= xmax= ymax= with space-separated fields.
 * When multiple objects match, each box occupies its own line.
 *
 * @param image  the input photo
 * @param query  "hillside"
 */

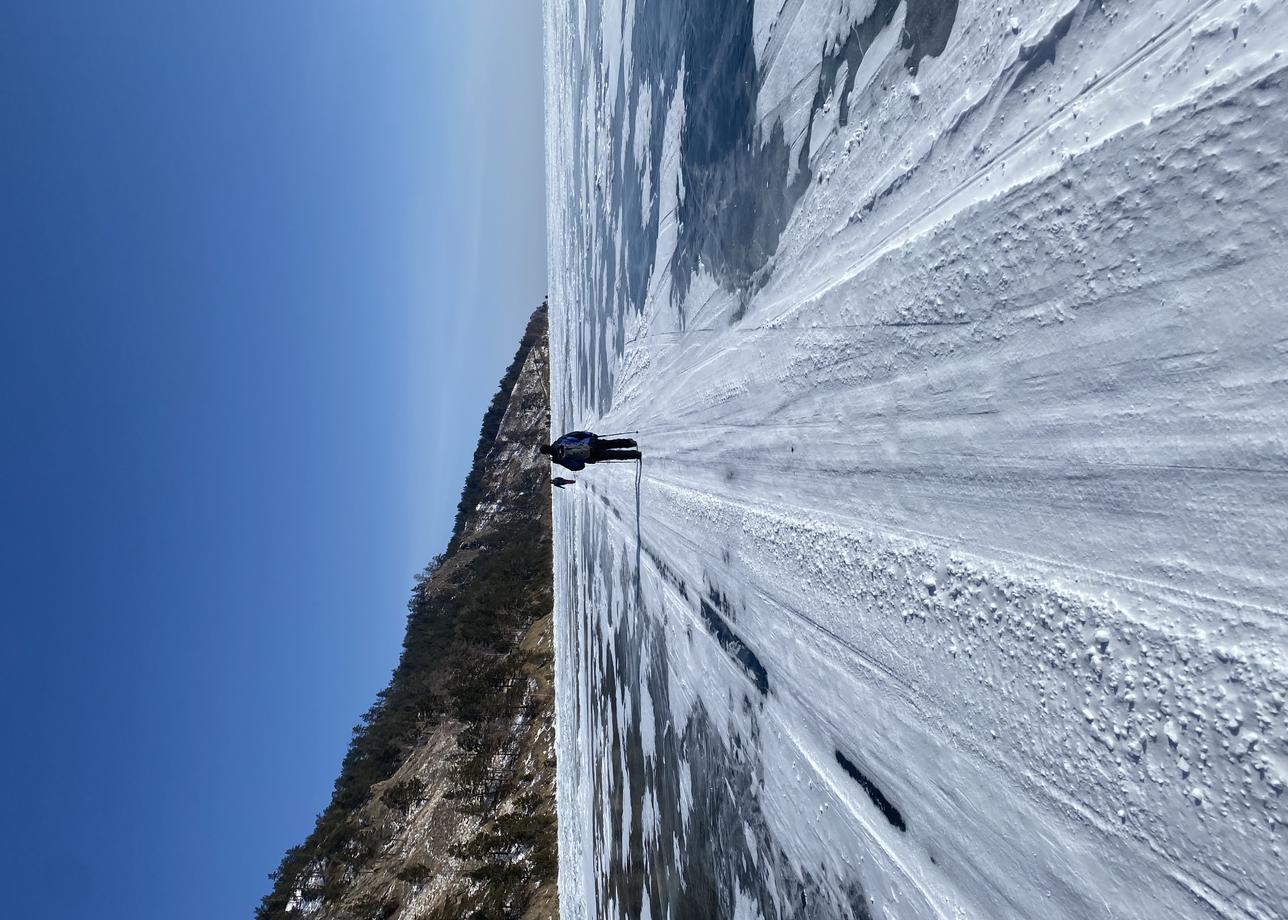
xmin=258 ymin=304 xmax=557 ymax=920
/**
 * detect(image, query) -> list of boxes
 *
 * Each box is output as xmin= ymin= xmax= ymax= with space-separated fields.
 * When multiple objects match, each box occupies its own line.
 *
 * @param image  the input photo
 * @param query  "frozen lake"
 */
xmin=544 ymin=0 xmax=1288 ymax=917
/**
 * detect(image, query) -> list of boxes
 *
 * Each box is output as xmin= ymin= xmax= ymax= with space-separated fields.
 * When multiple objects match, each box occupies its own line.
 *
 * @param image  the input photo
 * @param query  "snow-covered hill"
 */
xmin=543 ymin=0 xmax=1287 ymax=917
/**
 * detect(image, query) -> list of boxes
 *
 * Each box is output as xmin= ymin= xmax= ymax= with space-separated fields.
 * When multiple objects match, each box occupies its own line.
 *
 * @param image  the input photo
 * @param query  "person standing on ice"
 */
xmin=540 ymin=431 xmax=639 ymax=470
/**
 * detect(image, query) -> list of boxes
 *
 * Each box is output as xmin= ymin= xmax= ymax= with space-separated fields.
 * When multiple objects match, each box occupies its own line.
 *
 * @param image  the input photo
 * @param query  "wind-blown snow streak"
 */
xmin=544 ymin=0 xmax=1288 ymax=917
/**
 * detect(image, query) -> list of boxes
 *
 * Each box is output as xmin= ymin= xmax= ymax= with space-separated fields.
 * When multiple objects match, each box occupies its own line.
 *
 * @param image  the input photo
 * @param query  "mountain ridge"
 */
xmin=258 ymin=303 xmax=557 ymax=920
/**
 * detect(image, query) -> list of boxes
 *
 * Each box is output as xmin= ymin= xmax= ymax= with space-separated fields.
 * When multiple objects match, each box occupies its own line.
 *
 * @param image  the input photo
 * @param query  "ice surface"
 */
xmin=543 ymin=0 xmax=1288 ymax=917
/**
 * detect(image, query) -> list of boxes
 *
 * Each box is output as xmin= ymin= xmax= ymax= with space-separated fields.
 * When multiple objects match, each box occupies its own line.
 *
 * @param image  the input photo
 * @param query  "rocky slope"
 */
xmin=258 ymin=304 xmax=557 ymax=920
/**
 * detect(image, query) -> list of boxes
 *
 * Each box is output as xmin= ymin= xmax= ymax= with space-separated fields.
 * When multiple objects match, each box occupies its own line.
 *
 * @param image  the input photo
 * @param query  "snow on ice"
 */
xmin=543 ymin=0 xmax=1288 ymax=917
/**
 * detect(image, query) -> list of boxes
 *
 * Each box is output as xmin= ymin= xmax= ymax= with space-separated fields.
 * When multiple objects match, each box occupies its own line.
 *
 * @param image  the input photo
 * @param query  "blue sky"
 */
xmin=0 ymin=3 xmax=546 ymax=917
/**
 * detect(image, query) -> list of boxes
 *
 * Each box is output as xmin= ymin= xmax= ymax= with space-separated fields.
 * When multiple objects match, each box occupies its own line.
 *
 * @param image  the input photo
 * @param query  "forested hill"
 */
xmin=258 ymin=303 xmax=557 ymax=920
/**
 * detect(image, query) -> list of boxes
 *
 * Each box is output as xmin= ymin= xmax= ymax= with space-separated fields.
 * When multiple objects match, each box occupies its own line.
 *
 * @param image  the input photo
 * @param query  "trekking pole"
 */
xmin=598 ymin=430 xmax=639 ymax=438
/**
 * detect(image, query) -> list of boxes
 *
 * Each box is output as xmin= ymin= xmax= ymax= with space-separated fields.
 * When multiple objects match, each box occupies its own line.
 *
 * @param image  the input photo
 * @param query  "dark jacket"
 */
xmin=549 ymin=431 xmax=595 ymax=471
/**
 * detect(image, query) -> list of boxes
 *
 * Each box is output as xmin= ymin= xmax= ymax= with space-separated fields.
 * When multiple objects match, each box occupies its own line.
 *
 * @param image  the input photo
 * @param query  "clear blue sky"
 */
xmin=0 ymin=3 xmax=546 ymax=917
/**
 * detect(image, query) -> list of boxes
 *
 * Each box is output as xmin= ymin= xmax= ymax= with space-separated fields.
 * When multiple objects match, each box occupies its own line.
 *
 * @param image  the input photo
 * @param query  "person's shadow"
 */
xmin=634 ymin=458 xmax=643 ymax=598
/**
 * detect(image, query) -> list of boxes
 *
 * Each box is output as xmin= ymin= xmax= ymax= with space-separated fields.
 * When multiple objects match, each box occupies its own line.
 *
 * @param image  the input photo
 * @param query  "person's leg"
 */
xmin=596 ymin=438 xmax=636 ymax=449
xmin=596 ymin=449 xmax=641 ymax=461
